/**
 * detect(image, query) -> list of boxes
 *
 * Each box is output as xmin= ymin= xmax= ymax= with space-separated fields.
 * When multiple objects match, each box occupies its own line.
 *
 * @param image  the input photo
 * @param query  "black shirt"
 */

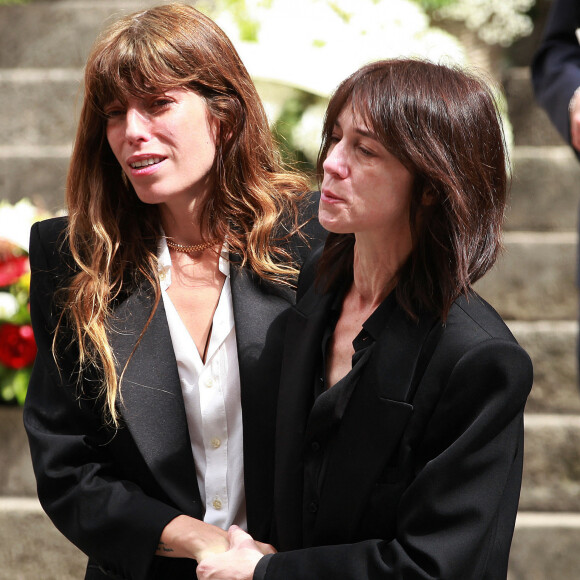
xmin=302 ymin=288 xmax=397 ymax=543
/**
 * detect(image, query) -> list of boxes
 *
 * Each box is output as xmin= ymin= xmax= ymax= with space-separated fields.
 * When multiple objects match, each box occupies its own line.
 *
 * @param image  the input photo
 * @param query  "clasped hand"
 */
xmin=196 ymin=525 xmax=275 ymax=580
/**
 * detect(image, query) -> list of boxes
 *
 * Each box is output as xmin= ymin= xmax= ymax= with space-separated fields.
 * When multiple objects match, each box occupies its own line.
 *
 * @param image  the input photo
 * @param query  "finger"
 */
xmin=255 ymin=540 xmax=277 ymax=555
xmin=571 ymin=116 xmax=580 ymax=151
xmin=228 ymin=525 xmax=251 ymax=545
xmin=228 ymin=525 xmax=260 ymax=551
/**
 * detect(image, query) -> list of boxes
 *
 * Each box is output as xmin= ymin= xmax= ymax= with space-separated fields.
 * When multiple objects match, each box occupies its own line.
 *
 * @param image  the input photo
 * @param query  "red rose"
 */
xmin=0 ymin=323 xmax=37 ymax=369
xmin=0 ymin=254 xmax=29 ymax=287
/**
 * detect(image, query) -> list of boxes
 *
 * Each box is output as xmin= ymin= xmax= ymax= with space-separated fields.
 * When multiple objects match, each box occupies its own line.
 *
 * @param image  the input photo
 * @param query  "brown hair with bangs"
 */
xmin=59 ymin=3 xmax=310 ymax=425
xmin=317 ymin=58 xmax=509 ymax=320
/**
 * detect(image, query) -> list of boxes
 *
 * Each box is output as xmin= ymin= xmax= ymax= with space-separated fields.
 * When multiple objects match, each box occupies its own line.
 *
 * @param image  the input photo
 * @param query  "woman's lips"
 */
xmin=129 ymin=156 xmax=163 ymax=169
xmin=321 ymin=188 xmax=344 ymax=203
xmin=126 ymin=155 xmax=166 ymax=175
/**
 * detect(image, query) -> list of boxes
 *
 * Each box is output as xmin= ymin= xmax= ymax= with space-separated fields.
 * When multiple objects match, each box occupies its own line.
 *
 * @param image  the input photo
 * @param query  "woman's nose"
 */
xmin=323 ymin=144 xmax=348 ymax=178
xmin=124 ymin=108 xmax=151 ymax=143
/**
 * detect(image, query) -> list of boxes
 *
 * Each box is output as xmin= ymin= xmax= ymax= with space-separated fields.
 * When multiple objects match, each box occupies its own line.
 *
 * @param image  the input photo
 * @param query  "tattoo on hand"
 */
xmin=157 ymin=541 xmax=174 ymax=554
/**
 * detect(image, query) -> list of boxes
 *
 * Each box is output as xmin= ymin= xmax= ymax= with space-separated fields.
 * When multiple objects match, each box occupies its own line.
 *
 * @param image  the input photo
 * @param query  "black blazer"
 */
xmin=256 ymin=251 xmax=533 ymax=580
xmin=23 ymin=216 xmax=314 ymax=580
xmin=532 ymin=0 xmax=580 ymax=156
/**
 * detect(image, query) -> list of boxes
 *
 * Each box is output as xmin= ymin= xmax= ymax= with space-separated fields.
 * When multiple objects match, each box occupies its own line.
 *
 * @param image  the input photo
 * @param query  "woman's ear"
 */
xmin=209 ymin=114 xmax=221 ymax=144
xmin=421 ymin=188 xmax=437 ymax=206
xmin=213 ymin=116 xmax=234 ymax=151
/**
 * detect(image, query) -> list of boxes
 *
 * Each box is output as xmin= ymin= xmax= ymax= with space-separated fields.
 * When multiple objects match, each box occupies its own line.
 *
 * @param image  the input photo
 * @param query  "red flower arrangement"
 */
xmin=0 ymin=323 xmax=37 ymax=370
xmin=0 ymin=253 xmax=29 ymax=288
xmin=0 ymin=237 xmax=35 ymax=405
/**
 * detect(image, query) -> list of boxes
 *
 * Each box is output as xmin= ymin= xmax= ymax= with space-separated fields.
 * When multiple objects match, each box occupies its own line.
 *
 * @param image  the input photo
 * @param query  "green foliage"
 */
xmin=327 ymin=1 xmax=352 ymax=23
xmin=0 ymin=366 xmax=30 ymax=406
xmin=215 ymin=0 xmax=262 ymax=41
xmin=6 ymin=281 xmax=31 ymax=326
xmin=0 ymin=0 xmax=31 ymax=5
xmin=411 ymin=0 xmax=457 ymax=11
xmin=271 ymin=91 xmax=319 ymax=176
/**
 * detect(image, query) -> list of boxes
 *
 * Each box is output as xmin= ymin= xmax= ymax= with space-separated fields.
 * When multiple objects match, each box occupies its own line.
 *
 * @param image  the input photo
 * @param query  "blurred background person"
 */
xmin=532 ymin=0 xmax=580 ymax=386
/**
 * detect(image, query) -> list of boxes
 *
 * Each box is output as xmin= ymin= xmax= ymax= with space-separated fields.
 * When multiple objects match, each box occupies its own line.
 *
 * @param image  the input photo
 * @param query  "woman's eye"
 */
xmin=104 ymin=107 xmax=124 ymax=119
xmin=151 ymin=97 xmax=173 ymax=110
xmin=358 ymin=145 xmax=374 ymax=157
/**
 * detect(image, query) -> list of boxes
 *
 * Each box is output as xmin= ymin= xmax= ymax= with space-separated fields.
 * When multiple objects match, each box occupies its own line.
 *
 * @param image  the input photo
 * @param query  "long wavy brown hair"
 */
xmin=317 ymin=58 xmax=509 ymax=320
xmin=59 ymin=3 xmax=310 ymax=425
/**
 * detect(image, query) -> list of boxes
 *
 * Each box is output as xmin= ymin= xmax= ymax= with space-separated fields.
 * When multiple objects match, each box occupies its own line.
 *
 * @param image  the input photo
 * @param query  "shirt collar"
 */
xmin=361 ymin=290 xmax=397 ymax=341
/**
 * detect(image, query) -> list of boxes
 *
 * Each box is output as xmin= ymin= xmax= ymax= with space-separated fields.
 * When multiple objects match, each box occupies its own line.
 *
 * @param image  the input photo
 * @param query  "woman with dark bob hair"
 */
xmin=197 ymin=59 xmax=533 ymax=580
xmin=23 ymin=4 xmax=320 ymax=579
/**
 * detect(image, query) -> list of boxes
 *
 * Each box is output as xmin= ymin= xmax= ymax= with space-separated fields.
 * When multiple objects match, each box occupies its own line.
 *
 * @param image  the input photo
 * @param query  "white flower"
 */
xmin=0 ymin=199 xmax=42 ymax=252
xmin=436 ymin=0 xmax=535 ymax=47
xmin=209 ymin=0 xmax=511 ymax=161
xmin=213 ymin=0 xmax=465 ymax=98
xmin=0 ymin=291 xmax=19 ymax=319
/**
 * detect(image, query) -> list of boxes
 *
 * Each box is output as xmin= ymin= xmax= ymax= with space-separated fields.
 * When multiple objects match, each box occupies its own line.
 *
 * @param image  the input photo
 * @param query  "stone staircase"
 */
xmin=478 ymin=58 xmax=580 ymax=576
xmin=1 ymin=0 xmax=579 ymax=578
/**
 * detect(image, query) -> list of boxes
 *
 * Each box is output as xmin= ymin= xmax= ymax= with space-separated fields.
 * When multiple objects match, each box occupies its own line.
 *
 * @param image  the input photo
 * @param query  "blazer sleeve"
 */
xmin=532 ymin=0 xmax=580 ymax=152
xmin=256 ymin=336 xmax=533 ymax=580
xmin=23 ymin=221 xmax=183 ymax=580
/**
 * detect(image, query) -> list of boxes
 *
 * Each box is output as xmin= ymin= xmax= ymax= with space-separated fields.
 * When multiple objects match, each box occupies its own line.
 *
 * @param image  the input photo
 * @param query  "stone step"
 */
xmin=508 ymin=512 xmax=580 ymax=580
xmin=0 ymin=148 xmax=69 ymax=214
xmin=520 ymin=414 xmax=580 ymax=512
xmin=0 ymin=408 xmax=37 ymax=498
xmin=0 ymin=497 xmax=86 ymax=580
xmin=503 ymin=66 xmax=565 ymax=148
xmin=508 ymin=146 xmax=580 ymax=232
xmin=508 ymin=320 xmax=580 ymax=415
xmin=0 ymin=0 xmax=171 ymax=69
xmin=0 ymin=501 xmax=578 ymax=579
xmin=475 ymin=231 xmax=576 ymax=321
xmin=0 ymin=69 xmax=81 ymax=147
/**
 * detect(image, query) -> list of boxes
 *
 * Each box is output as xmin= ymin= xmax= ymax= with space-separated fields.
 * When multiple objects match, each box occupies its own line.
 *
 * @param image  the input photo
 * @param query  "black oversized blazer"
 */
xmin=257 ymin=250 xmax=534 ymax=580
xmin=23 ymin=216 xmax=300 ymax=580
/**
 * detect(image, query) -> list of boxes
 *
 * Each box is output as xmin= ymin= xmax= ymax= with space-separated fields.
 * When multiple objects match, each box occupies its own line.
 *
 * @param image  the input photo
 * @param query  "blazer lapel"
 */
xmin=311 ymin=306 xmax=441 ymax=544
xmin=108 ymin=283 xmax=201 ymax=515
xmin=273 ymin=285 xmax=334 ymax=549
xmin=229 ymin=265 xmax=295 ymax=539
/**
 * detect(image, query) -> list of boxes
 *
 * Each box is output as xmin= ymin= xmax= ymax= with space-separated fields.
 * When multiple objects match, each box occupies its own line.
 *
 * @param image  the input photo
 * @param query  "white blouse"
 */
xmin=157 ymin=237 xmax=247 ymax=530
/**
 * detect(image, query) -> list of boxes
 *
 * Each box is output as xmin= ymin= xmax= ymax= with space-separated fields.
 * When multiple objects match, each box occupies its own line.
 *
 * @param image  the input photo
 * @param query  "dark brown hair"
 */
xmin=317 ymin=58 xmax=509 ymax=320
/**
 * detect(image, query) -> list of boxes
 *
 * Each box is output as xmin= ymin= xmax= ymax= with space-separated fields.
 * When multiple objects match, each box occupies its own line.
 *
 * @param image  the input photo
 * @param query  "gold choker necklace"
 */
xmin=166 ymin=238 xmax=215 ymax=253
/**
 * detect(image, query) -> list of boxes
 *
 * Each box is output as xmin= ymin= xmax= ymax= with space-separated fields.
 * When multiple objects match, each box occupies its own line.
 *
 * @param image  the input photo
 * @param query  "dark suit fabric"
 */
xmin=532 ymin=0 xmax=580 ymax=154
xmin=258 ymin=258 xmax=533 ymax=580
xmin=23 ymin=216 xmax=301 ymax=580
xmin=531 ymin=0 xmax=580 ymax=341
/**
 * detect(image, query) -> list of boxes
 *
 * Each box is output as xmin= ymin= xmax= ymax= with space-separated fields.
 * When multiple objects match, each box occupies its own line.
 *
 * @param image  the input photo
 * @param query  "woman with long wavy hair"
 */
xmin=23 ymin=4 xmax=319 ymax=579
